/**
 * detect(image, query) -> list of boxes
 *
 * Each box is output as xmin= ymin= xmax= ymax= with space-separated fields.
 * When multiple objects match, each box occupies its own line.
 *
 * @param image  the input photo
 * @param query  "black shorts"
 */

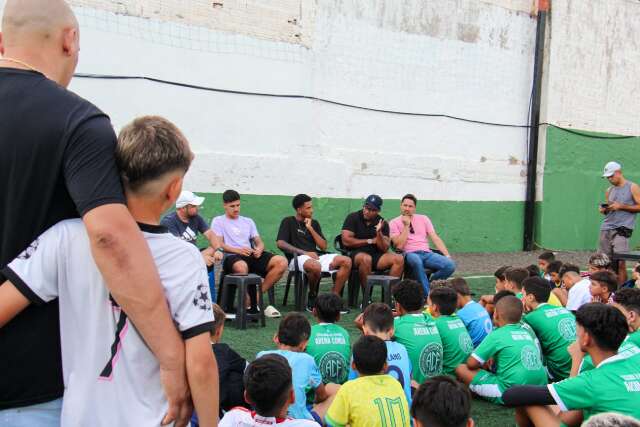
xmin=351 ymin=250 xmax=385 ymax=271
xmin=223 ymin=252 xmax=275 ymax=277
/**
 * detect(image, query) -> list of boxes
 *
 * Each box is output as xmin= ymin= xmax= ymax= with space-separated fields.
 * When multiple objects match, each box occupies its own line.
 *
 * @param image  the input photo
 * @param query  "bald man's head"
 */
xmin=495 ymin=295 xmax=523 ymax=324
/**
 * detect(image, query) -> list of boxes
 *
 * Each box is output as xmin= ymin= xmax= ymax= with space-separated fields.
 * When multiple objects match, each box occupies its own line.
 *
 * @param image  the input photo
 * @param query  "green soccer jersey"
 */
xmin=393 ymin=313 xmax=443 ymax=383
xmin=580 ymin=330 xmax=640 ymax=373
xmin=550 ymin=353 xmax=640 ymax=422
xmin=431 ymin=314 xmax=474 ymax=376
xmin=306 ymin=323 xmax=351 ymax=384
xmin=472 ymin=323 xmax=548 ymax=389
xmin=523 ymin=304 xmax=576 ymax=380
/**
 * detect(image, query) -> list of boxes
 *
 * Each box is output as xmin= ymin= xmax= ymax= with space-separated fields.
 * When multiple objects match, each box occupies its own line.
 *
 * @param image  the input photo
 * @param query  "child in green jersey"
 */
xmin=427 ymin=287 xmax=474 ymax=376
xmin=522 ymin=277 xmax=576 ymax=381
xmin=391 ymin=279 xmax=444 ymax=383
xmin=326 ymin=336 xmax=410 ymax=427
xmin=455 ymin=295 xmax=547 ymax=405
xmin=306 ymin=293 xmax=351 ymax=384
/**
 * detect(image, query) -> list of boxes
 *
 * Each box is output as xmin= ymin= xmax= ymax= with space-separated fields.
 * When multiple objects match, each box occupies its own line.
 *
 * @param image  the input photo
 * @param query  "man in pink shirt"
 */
xmin=389 ymin=194 xmax=455 ymax=295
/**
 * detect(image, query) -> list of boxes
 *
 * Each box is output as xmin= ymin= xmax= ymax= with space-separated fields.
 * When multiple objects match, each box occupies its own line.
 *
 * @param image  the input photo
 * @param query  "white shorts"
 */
xmin=289 ymin=253 xmax=338 ymax=273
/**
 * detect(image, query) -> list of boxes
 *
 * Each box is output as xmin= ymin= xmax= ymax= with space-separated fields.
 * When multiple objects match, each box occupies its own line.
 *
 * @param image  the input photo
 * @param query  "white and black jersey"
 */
xmin=2 ymin=219 xmax=214 ymax=426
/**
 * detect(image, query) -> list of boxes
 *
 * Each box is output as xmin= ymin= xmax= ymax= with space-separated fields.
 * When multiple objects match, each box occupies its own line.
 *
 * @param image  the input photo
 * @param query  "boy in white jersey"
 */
xmin=0 ymin=116 xmax=219 ymax=426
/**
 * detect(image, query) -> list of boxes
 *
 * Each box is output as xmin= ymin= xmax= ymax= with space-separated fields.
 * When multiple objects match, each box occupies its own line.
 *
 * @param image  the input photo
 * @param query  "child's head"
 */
xmin=575 ymin=303 xmax=627 ymax=353
xmin=526 ymin=264 xmax=541 ymax=277
xmin=537 ymin=251 xmax=555 ymax=272
xmin=546 ymin=261 xmax=564 ymax=285
xmin=447 ymin=277 xmax=473 ymax=308
xmin=589 ymin=271 xmax=618 ymax=299
xmin=633 ymin=264 xmax=640 ymax=281
xmin=428 ymin=287 xmax=458 ymax=317
xmin=521 ymin=277 xmax=551 ymax=311
xmin=588 ymin=252 xmax=611 ymax=273
xmin=244 ymin=354 xmax=294 ymax=418
xmin=504 ymin=267 xmax=528 ymax=292
xmin=494 ymin=295 xmax=523 ymax=327
xmin=411 ymin=376 xmax=473 ymax=427
xmin=275 ymin=313 xmax=311 ymax=351
xmin=313 ymin=293 xmax=342 ymax=323
xmin=493 ymin=266 xmax=511 ymax=291
xmin=352 ymin=335 xmax=387 ymax=376
xmin=612 ymin=288 xmax=640 ymax=331
xmin=392 ymin=279 xmax=425 ymax=314
xmin=559 ymin=263 xmax=581 ymax=287
xmin=362 ymin=303 xmax=394 ymax=339
xmin=116 ymin=116 xmax=193 ymax=210
xmin=210 ymin=303 xmax=226 ymax=343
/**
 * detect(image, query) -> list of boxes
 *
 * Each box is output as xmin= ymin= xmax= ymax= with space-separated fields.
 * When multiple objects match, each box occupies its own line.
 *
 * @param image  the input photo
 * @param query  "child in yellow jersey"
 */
xmin=326 ymin=336 xmax=410 ymax=427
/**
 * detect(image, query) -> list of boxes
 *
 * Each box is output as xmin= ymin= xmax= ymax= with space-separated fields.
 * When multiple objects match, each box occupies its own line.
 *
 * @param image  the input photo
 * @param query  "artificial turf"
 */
xmin=220 ymin=275 xmax=516 ymax=426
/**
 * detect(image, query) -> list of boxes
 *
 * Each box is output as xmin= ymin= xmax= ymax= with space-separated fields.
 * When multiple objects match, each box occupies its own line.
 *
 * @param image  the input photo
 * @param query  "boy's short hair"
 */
xmin=352 ymin=335 xmax=387 ymax=375
xmin=582 ymin=412 xmax=640 ymax=427
xmin=292 ymin=193 xmax=311 ymax=210
xmin=634 ymin=264 xmax=640 ymax=274
xmin=522 ymin=277 xmax=551 ymax=303
xmin=494 ymin=265 xmax=511 ymax=281
xmin=401 ymin=194 xmax=417 ymax=206
xmin=314 ymin=293 xmax=342 ymax=323
xmin=222 ymin=189 xmax=240 ymax=203
xmin=362 ymin=303 xmax=394 ymax=333
xmin=575 ymin=303 xmax=627 ymax=352
xmin=504 ymin=268 xmax=529 ymax=290
xmin=546 ymin=260 xmax=564 ymax=275
xmin=447 ymin=277 xmax=472 ymax=296
xmin=116 ymin=116 xmax=193 ymax=193
xmin=526 ymin=264 xmax=541 ymax=277
xmin=392 ymin=279 xmax=424 ymax=311
xmin=245 ymin=354 xmax=292 ymax=417
xmin=495 ymin=295 xmax=523 ymax=323
xmin=277 ymin=313 xmax=311 ymax=347
xmin=588 ymin=252 xmax=611 ymax=269
xmin=411 ymin=376 xmax=471 ymax=427
xmin=590 ymin=271 xmax=619 ymax=293
xmin=538 ymin=251 xmax=556 ymax=262
xmin=211 ymin=303 xmax=226 ymax=335
xmin=559 ymin=263 xmax=581 ymax=277
xmin=613 ymin=288 xmax=640 ymax=315
xmin=493 ymin=290 xmax=516 ymax=305
xmin=429 ymin=287 xmax=458 ymax=316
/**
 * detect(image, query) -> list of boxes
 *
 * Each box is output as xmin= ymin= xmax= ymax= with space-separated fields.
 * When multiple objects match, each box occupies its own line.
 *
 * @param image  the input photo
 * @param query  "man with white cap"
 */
xmin=161 ymin=190 xmax=223 ymax=267
xmin=599 ymin=161 xmax=640 ymax=283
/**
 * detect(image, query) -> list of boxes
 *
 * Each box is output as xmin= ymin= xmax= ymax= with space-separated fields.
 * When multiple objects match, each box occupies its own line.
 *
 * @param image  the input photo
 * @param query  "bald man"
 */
xmin=0 ymin=1 xmax=190 ymax=425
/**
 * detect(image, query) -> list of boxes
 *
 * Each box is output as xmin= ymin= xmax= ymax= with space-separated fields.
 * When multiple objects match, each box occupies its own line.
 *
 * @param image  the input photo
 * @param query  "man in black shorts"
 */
xmin=341 ymin=195 xmax=404 ymax=290
xmin=212 ymin=190 xmax=287 ymax=315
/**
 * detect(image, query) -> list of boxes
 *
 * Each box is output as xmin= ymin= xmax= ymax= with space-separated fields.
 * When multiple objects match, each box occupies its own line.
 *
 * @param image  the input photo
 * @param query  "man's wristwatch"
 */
xmin=367 ymin=238 xmax=373 ymax=245
xmin=215 ymin=247 xmax=224 ymax=253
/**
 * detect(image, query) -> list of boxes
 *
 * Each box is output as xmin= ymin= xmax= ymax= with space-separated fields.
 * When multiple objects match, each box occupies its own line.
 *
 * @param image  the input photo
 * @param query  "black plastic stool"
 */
xmin=220 ymin=274 xmax=265 ymax=329
xmin=362 ymin=275 xmax=400 ymax=311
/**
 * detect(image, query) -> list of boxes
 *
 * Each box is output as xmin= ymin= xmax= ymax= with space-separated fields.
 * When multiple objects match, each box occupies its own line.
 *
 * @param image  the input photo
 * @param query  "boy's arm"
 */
xmin=0 ymin=281 xmax=31 ymax=327
xmin=186 ymin=333 xmax=219 ymax=427
xmin=315 ymin=383 xmax=329 ymax=403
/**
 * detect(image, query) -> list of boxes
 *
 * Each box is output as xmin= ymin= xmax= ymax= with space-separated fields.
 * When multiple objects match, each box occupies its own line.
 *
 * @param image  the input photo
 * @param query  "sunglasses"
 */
xmin=409 ymin=222 xmax=415 ymax=234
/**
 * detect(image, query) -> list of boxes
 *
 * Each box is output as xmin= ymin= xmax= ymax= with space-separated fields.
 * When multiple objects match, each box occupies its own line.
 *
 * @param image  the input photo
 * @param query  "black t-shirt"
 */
xmin=276 ymin=216 xmax=325 ymax=257
xmin=212 ymin=343 xmax=249 ymax=414
xmin=341 ymin=210 xmax=390 ymax=255
xmin=160 ymin=212 xmax=210 ymax=246
xmin=0 ymin=68 xmax=125 ymax=409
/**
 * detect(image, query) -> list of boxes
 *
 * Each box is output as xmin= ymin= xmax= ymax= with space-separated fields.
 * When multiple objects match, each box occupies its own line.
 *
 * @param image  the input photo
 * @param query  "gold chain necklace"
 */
xmin=0 ymin=57 xmax=40 ymax=73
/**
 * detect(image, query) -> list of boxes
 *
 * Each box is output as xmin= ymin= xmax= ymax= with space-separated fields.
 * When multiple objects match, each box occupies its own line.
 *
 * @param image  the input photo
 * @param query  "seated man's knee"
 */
xmin=339 ymin=256 xmax=352 ymax=269
xmin=273 ymin=255 xmax=288 ymax=272
xmin=405 ymin=252 xmax=421 ymax=268
xmin=233 ymin=261 xmax=249 ymax=274
xmin=304 ymin=260 xmax=322 ymax=275
xmin=393 ymin=254 xmax=404 ymax=267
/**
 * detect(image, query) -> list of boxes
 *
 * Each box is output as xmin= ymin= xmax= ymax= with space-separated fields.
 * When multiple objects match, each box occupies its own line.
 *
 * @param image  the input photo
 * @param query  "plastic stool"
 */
xmin=220 ymin=274 xmax=265 ymax=329
xmin=362 ymin=275 xmax=400 ymax=311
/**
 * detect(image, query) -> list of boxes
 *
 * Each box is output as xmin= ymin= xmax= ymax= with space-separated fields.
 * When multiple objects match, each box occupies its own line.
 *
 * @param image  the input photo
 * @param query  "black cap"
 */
xmin=364 ymin=194 xmax=383 ymax=211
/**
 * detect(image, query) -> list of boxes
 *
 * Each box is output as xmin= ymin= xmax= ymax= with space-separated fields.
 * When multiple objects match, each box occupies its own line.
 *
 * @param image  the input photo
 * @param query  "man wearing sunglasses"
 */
xmin=390 ymin=194 xmax=455 ymax=295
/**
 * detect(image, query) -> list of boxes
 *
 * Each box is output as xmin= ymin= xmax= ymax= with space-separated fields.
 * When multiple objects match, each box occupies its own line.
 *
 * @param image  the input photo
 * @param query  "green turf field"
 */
xmin=220 ymin=275 xmax=516 ymax=427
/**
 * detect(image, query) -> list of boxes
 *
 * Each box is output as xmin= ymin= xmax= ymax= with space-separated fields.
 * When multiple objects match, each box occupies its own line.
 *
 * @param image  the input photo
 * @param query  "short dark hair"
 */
xmin=352 ymin=335 xmax=387 ymax=375
xmin=411 ymin=376 xmax=471 ymax=427
xmin=634 ymin=264 xmax=640 ymax=274
xmin=547 ymin=260 xmax=564 ymax=275
xmin=292 ymin=193 xmax=312 ymax=210
xmin=494 ymin=265 xmax=511 ymax=281
xmin=590 ymin=271 xmax=619 ymax=293
xmin=277 ymin=313 xmax=311 ymax=347
xmin=505 ymin=267 xmax=529 ymax=290
xmin=392 ymin=279 xmax=424 ymax=312
xmin=222 ymin=189 xmax=240 ymax=203
xmin=526 ymin=264 xmax=541 ymax=277
xmin=538 ymin=251 xmax=556 ymax=262
xmin=575 ymin=303 xmax=627 ymax=352
xmin=362 ymin=303 xmax=394 ymax=333
xmin=495 ymin=295 xmax=523 ymax=323
xmin=493 ymin=290 xmax=516 ymax=305
xmin=401 ymin=194 xmax=417 ymax=206
xmin=613 ymin=288 xmax=640 ymax=315
xmin=448 ymin=277 xmax=472 ymax=296
xmin=522 ymin=277 xmax=551 ymax=303
xmin=429 ymin=287 xmax=458 ymax=316
xmin=314 ymin=293 xmax=342 ymax=323
xmin=245 ymin=354 xmax=292 ymax=417
xmin=559 ymin=263 xmax=581 ymax=277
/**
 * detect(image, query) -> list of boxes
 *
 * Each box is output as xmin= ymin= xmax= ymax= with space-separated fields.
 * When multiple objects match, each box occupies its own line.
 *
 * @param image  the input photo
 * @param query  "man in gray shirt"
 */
xmin=599 ymin=161 xmax=640 ymax=283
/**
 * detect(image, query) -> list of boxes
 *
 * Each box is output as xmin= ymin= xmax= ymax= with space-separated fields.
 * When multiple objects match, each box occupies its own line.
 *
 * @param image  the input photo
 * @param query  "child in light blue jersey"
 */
xmin=449 ymin=278 xmax=492 ymax=347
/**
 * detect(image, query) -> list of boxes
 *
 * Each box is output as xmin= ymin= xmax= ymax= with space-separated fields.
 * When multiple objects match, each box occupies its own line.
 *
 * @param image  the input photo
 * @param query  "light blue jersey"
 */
xmin=457 ymin=300 xmax=493 ymax=347
xmin=257 ymin=349 xmax=322 ymax=420
xmin=348 ymin=340 xmax=413 ymax=406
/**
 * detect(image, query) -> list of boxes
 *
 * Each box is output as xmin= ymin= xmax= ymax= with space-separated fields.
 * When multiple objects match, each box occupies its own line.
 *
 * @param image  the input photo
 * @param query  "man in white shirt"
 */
xmin=561 ymin=265 xmax=592 ymax=312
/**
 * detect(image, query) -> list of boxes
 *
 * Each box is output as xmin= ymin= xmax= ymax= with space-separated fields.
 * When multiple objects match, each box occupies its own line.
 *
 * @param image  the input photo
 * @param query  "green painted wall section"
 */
xmin=191 ymin=194 xmax=524 ymax=253
xmin=536 ymin=126 xmax=640 ymax=250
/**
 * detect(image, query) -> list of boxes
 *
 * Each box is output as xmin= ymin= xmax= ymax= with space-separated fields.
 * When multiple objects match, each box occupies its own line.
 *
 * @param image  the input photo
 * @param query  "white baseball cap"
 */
xmin=176 ymin=191 xmax=205 ymax=208
xmin=602 ymin=161 xmax=622 ymax=178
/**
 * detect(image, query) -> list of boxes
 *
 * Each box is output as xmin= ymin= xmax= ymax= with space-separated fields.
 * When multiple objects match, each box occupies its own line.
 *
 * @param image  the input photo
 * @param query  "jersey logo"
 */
xmin=99 ymin=296 xmax=129 ymax=381
xmin=557 ymin=318 xmax=577 ymax=341
xmin=17 ymin=239 xmax=39 ymax=260
xmin=193 ymin=283 xmax=212 ymax=311
xmin=520 ymin=345 xmax=543 ymax=371
xmin=419 ymin=342 xmax=443 ymax=378
xmin=318 ymin=351 xmax=348 ymax=384
xmin=459 ymin=334 xmax=474 ymax=354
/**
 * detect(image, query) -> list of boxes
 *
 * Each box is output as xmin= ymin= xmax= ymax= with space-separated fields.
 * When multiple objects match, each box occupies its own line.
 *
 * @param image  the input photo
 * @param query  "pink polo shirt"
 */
xmin=389 ymin=214 xmax=435 ymax=253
